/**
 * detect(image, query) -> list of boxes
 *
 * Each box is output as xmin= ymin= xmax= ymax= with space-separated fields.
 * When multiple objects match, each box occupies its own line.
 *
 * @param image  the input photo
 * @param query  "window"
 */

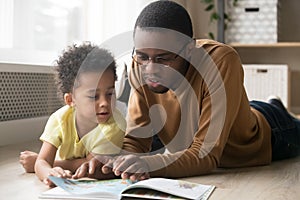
xmin=0 ymin=0 xmax=156 ymax=65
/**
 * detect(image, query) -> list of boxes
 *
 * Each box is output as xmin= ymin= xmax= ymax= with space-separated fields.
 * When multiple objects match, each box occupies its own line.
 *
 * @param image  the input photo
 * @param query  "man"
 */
xmin=74 ymin=0 xmax=300 ymax=181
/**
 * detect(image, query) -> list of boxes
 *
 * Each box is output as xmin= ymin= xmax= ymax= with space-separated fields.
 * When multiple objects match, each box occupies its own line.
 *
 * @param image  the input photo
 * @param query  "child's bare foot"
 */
xmin=19 ymin=151 xmax=38 ymax=173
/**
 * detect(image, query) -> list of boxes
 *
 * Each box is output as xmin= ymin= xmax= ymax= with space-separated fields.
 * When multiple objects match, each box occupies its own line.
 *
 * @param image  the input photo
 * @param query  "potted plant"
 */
xmin=201 ymin=0 xmax=238 ymax=42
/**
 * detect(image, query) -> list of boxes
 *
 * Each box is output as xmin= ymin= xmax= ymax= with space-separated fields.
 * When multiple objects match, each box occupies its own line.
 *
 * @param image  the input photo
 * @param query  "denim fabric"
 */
xmin=250 ymin=100 xmax=300 ymax=161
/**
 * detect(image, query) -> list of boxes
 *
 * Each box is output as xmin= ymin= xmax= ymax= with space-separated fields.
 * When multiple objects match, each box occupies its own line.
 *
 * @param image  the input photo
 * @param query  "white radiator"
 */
xmin=0 ymin=63 xmax=62 ymax=146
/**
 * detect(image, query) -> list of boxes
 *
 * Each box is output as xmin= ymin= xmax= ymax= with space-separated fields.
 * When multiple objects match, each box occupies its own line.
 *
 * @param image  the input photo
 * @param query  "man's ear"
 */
xmin=186 ymin=39 xmax=195 ymax=56
xmin=64 ymin=93 xmax=74 ymax=106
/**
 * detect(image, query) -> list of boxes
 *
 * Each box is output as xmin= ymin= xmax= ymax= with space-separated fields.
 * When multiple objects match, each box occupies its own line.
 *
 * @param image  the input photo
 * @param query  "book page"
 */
xmin=45 ymin=176 xmax=131 ymax=199
xmin=42 ymin=177 xmax=215 ymax=200
xmin=39 ymin=187 xmax=108 ymax=200
xmin=122 ymin=178 xmax=215 ymax=200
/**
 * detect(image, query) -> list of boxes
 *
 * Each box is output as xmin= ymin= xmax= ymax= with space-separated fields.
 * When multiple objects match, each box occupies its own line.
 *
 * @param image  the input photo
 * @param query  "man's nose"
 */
xmin=143 ymin=61 xmax=162 ymax=74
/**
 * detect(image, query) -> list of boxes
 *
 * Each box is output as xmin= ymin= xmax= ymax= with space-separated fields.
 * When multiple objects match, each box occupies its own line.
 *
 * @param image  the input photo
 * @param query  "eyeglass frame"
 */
xmin=131 ymin=40 xmax=192 ymax=66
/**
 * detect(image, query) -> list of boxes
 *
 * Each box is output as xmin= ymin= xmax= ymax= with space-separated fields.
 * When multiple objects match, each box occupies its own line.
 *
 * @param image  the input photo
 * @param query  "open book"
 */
xmin=39 ymin=176 xmax=215 ymax=200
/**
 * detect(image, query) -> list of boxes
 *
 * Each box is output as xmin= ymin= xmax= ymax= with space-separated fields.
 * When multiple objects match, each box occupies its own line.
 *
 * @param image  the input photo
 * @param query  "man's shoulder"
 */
xmin=196 ymin=39 xmax=234 ymax=51
xmin=196 ymin=39 xmax=218 ymax=46
xmin=196 ymin=39 xmax=239 ymax=62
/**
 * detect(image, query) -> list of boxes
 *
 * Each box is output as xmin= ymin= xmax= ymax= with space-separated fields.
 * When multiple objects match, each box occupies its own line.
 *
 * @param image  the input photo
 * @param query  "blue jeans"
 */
xmin=250 ymin=101 xmax=300 ymax=161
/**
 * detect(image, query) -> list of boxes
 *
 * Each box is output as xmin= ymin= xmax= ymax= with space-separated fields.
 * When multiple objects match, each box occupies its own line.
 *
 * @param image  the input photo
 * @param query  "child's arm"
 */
xmin=53 ymin=153 xmax=93 ymax=173
xmin=35 ymin=141 xmax=71 ymax=186
xmin=19 ymin=152 xmax=92 ymax=174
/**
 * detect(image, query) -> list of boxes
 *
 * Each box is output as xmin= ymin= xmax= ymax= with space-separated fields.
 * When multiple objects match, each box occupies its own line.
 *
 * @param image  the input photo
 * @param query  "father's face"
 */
xmin=133 ymin=27 xmax=190 ymax=93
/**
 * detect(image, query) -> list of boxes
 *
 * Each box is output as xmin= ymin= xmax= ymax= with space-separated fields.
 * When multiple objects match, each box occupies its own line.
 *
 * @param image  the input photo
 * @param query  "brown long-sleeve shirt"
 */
xmin=123 ymin=39 xmax=271 ymax=178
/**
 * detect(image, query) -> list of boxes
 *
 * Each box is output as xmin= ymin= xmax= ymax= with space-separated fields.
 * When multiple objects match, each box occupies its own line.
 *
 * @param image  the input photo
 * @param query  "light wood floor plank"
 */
xmin=1 ymin=140 xmax=299 ymax=199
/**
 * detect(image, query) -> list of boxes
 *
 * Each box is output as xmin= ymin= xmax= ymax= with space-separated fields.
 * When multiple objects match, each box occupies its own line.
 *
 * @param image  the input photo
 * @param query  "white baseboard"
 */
xmin=0 ymin=116 xmax=48 ymax=146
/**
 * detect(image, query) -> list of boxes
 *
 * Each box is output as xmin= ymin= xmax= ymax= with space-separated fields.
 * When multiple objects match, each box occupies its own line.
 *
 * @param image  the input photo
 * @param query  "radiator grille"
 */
xmin=0 ymin=71 xmax=62 ymax=122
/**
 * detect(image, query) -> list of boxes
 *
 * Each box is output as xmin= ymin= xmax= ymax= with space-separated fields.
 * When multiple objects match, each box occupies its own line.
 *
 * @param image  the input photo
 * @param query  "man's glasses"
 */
xmin=131 ymin=41 xmax=190 ymax=66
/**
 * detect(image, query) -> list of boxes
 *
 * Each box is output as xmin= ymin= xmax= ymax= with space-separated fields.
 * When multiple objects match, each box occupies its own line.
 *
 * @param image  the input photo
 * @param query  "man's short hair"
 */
xmin=134 ymin=0 xmax=193 ymax=38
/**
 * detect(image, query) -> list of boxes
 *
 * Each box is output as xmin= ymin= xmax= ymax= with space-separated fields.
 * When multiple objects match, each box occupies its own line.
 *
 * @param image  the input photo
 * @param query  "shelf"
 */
xmin=229 ymin=42 xmax=300 ymax=48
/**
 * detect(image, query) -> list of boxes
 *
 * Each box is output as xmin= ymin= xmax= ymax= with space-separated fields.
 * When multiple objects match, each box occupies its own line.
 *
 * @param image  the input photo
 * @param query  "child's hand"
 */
xmin=73 ymin=157 xmax=102 ymax=179
xmin=49 ymin=166 xmax=72 ymax=178
xmin=19 ymin=151 xmax=38 ymax=173
xmin=73 ymin=156 xmax=115 ymax=180
xmin=43 ymin=167 xmax=72 ymax=187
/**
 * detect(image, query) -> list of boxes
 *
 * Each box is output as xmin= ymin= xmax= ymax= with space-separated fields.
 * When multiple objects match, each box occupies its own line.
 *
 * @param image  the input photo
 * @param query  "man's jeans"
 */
xmin=250 ymin=100 xmax=300 ymax=161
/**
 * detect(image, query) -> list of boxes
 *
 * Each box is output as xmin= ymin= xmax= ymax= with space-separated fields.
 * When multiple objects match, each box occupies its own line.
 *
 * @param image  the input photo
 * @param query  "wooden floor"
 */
xmin=0 ymin=140 xmax=300 ymax=200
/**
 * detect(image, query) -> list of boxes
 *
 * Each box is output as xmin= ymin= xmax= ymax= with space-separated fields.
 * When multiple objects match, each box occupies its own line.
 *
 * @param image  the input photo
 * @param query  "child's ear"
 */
xmin=64 ymin=93 xmax=74 ymax=106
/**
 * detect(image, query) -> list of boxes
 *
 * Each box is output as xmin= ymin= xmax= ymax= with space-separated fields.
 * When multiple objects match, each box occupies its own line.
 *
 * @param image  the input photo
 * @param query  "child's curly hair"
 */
xmin=54 ymin=42 xmax=117 ymax=100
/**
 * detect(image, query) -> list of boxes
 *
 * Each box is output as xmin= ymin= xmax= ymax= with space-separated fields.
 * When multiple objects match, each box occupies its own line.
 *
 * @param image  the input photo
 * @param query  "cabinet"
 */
xmin=196 ymin=0 xmax=300 ymax=114
xmin=224 ymin=0 xmax=300 ymax=114
xmin=231 ymin=43 xmax=300 ymax=114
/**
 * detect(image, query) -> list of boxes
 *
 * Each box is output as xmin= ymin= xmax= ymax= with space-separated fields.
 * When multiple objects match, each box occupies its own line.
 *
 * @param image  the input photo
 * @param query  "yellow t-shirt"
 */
xmin=40 ymin=105 xmax=125 ymax=160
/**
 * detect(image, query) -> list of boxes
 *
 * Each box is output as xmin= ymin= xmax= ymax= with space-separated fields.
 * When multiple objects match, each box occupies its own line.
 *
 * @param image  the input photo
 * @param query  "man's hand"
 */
xmin=112 ymin=155 xmax=150 ymax=182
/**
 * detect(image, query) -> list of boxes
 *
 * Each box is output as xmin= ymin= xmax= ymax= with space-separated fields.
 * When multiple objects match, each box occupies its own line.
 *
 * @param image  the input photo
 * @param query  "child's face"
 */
xmin=72 ymin=70 xmax=116 ymax=125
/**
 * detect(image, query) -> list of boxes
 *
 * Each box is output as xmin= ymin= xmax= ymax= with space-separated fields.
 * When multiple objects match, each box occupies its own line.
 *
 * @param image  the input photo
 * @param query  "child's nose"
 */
xmin=98 ymin=96 xmax=109 ymax=107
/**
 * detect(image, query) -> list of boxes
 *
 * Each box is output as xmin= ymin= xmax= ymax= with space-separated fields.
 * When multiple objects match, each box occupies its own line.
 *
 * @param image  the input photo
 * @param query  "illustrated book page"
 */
xmin=39 ymin=176 xmax=215 ymax=200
